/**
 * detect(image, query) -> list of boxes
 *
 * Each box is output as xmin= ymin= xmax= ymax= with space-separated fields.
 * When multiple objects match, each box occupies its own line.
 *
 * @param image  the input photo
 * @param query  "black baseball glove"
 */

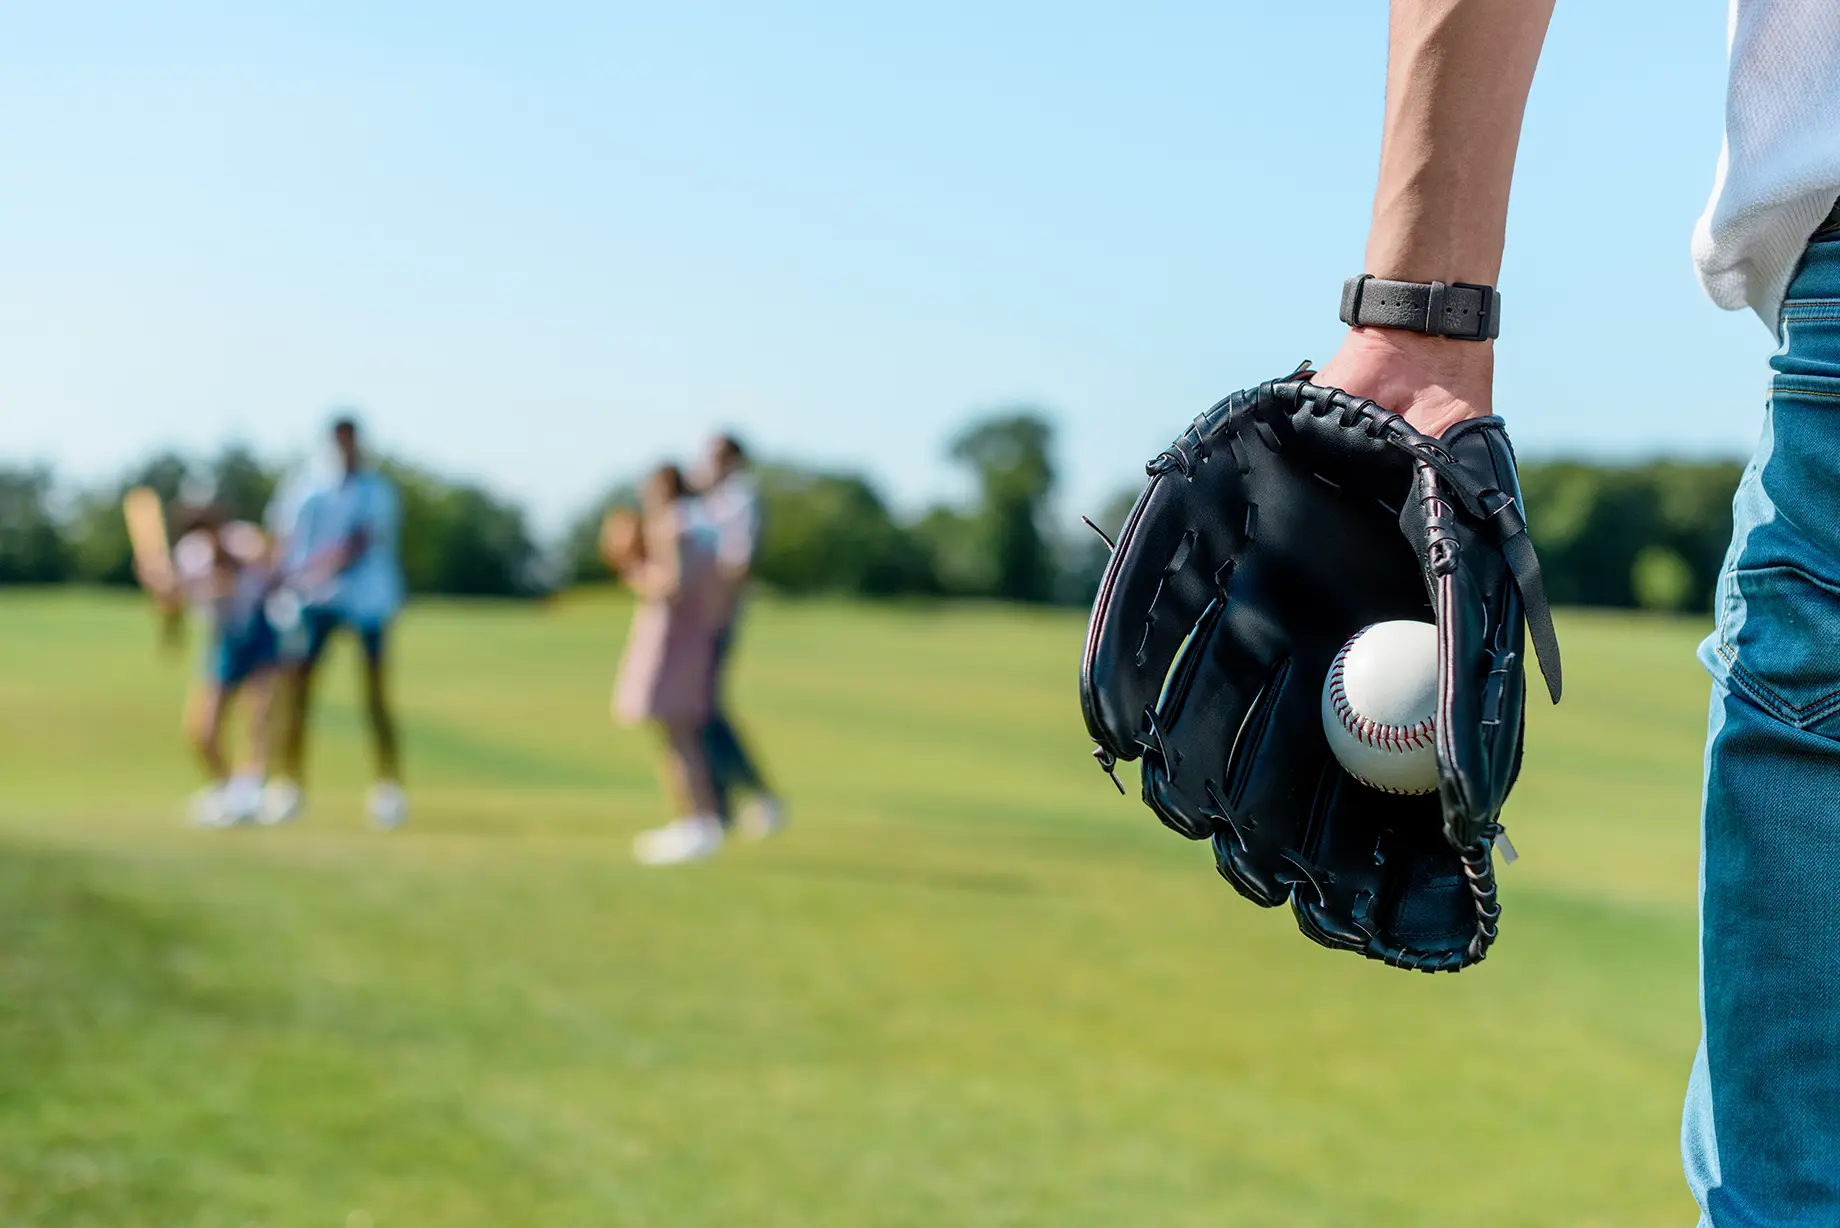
xmin=1079 ymin=366 xmax=1560 ymax=972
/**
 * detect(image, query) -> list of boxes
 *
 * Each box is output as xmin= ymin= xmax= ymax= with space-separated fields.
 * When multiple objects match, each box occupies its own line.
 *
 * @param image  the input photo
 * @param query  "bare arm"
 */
xmin=1315 ymin=0 xmax=1555 ymax=436
xmin=294 ymin=533 xmax=364 ymax=586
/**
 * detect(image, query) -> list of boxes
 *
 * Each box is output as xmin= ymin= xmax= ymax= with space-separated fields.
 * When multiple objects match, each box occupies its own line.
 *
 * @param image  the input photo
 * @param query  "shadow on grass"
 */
xmin=0 ymin=842 xmax=273 ymax=1086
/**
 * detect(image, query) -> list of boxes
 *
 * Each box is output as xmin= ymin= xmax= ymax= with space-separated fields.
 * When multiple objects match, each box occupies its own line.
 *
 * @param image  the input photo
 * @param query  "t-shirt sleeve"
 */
xmin=714 ymin=481 xmax=761 ymax=569
xmin=279 ymin=492 xmax=319 ymax=570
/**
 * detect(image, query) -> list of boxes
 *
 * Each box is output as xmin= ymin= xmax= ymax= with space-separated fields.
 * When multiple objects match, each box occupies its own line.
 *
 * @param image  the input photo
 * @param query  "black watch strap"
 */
xmin=1339 ymin=275 xmax=1501 ymax=341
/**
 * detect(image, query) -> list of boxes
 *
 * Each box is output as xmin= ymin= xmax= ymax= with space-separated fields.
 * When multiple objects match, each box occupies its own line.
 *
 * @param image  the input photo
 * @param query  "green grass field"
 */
xmin=0 ymin=589 xmax=1709 ymax=1226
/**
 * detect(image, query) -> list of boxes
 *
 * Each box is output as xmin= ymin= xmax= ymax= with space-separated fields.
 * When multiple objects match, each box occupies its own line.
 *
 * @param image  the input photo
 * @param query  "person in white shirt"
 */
xmin=263 ymin=416 xmax=409 ymax=829
xmin=1285 ymin=2 xmax=1840 ymax=1221
xmin=694 ymin=434 xmax=784 ymax=839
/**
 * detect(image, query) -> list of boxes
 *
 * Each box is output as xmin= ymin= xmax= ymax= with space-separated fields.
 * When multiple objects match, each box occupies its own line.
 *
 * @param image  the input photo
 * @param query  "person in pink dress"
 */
xmin=604 ymin=463 xmax=727 ymax=865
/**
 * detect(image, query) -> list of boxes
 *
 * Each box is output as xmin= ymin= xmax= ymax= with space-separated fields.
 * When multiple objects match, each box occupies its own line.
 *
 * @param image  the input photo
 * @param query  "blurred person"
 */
xmin=693 ymin=434 xmax=784 ymax=838
xmin=1251 ymin=1 xmax=1840 ymax=1221
xmin=263 ymin=416 xmax=408 ymax=829
xmin=135 ymin=506 xmax=282 ymax=827
xmin=606 ymin=464 xmax=727 ymax=865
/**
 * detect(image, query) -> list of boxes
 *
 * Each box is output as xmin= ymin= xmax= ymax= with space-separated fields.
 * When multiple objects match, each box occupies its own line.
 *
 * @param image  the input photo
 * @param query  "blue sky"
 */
xmin=0 ymin=1 xmax=1766 ymax=533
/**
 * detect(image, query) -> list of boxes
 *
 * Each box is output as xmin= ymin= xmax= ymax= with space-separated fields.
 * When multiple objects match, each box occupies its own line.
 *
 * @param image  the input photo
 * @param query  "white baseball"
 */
xmin=1321 ymin=620 xmax=1440 ymax=795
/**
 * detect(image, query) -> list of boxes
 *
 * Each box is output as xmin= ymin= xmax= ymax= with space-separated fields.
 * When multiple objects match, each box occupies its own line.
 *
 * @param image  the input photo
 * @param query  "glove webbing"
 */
xmin=1253 ymin=379 xmax=1563 ymax=704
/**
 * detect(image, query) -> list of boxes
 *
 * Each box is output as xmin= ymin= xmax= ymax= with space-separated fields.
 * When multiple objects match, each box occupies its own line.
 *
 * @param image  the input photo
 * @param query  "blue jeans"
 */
xmin=702 ymin=619 xmax=768 ymax=824
xmin=1685 ymin=226 xmax=1840 ymax=1225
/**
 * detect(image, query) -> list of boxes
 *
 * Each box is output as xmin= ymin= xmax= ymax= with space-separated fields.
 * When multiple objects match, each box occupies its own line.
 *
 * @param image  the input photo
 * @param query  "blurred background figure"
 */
xmin=694 ymin=434 xmax=785 ymax=839
xmin=605 ymin=464 xmax=726 ymax=865
xmin=264 ymin=416 xmax=408 ymax=829
xmin=136 ymin=505 xmax=282 ymax=827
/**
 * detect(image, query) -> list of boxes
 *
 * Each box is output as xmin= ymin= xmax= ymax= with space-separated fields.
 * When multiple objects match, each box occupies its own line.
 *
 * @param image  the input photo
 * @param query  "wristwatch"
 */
xmin=1339 ymin=275 xmax=1500 ymax=341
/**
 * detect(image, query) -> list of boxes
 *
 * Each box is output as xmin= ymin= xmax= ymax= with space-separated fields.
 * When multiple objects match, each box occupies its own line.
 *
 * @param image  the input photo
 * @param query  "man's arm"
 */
xmin=336 ymin=476 xmax=390 ymax=574
xmin=1315 ymin=0 xmax=1555 ymax=438
xmin=316 ymin=479 xmax=388 ymax=580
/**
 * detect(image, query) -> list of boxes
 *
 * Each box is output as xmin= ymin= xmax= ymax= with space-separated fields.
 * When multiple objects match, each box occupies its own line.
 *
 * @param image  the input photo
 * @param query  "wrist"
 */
xmin=1314 ymin=327 xmax=1496 ymax=438
xmin=1337 ymin=326 xmax=1493 ymax=388
xmin=1340 ymin=275 xmax=1500 ymax=342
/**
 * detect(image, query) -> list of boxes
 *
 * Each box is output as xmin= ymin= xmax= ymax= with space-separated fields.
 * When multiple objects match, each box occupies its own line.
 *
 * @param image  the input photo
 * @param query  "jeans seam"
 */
xmin=1770 ymin=386 xmax=1840 ymax=399
xmin=1721 ymin=648 xmax=1840 ymax=726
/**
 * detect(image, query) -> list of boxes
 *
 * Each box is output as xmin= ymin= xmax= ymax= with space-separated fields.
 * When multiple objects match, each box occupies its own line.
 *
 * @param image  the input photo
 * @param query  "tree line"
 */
xmin=0 ymin=446 xmax=543 ymax=597
xmin=0 ymin=418 xmax=1744 ymax=614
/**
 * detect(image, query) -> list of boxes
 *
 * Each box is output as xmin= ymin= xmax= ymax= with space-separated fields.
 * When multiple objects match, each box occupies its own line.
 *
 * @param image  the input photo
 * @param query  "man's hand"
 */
xmin=1313 ymin=326 xmax=1495 ymax=439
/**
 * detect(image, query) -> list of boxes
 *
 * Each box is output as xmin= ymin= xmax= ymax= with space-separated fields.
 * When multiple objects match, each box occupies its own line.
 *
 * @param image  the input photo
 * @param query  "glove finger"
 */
xmin=1290 ymin=771 xmax=1494 ymax=971
xmin=1416 ymin=420 xmax=1532 ymax=849
xmin=1139 ymin=596 xmax=1281 ymax=848
xmin=1201 ymin=640 xmax=1331 ymax=907
xmin=1081 ymin=395 xmax=1249 ymax=760
xmin=1434 ymin=564 xmax=1526 ymax=846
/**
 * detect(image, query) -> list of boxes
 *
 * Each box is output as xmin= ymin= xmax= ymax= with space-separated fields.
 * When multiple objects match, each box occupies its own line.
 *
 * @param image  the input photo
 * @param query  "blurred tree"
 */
xmin=910 ymin=505 xmax=992 ymax=597
xmin=1055 ymin=484 xmax=1144 ymax=608
xmin=437 ymin=486 xmax=543 ymax=596
xmin=1649 ymin=459 xmax=1744 ymax=604
xmin=207 ymin=444 xmax=280 ymax=525
xmin=127 ymin=452 xmax=193 ymax=505
xmin=19 ymin=437 xmax=1753 ymax=613
xmin=0 ymin=467 xmax=71 ymax=584
xmin=1632 ymin=545 xmax=1696 ymax=612
xmin=945 ymin=411 xmax=1057 ymax=603
xmin=66 ymin=450 xmax=192 ymax=585
xmin=755 ymin=465 xmax=934 ymax=595
xmin=557 ymin=480 xmax=639 ymax=584
xmin=383 ymin=460 xmax=542 ymax=597
xmin=1519 ymin=459 xmax=1741 ymax=613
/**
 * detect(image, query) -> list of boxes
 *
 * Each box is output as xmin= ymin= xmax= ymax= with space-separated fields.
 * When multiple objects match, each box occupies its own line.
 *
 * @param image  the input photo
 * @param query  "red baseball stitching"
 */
xmin=1328 ymin=626 xmax=1436 ymax=757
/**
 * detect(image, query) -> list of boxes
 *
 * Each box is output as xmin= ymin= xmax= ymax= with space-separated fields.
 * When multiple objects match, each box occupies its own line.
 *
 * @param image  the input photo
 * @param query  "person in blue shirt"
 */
xmin=263 ymin=415 xmax=408 ymax=828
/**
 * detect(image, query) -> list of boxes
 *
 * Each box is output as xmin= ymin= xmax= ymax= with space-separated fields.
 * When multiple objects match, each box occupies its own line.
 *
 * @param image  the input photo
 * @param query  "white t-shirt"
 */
xmin=1693 ymin=0 xmax=1840 ymax=330
xmin=697 ymin=472 xmax=761 ymax=572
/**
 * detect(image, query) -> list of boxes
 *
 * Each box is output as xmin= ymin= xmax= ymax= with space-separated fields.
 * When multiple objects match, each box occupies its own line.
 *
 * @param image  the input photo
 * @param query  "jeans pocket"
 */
xmin=1715 ymin=563 xmax=1840 ymax=736
xmin=1778 ymin=300 xmax=1840 ymax=385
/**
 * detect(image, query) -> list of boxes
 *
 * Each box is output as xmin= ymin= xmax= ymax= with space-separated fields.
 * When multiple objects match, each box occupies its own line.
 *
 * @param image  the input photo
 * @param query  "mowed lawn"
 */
xmin=0 ymin=589 xmax=1709 ymax=1227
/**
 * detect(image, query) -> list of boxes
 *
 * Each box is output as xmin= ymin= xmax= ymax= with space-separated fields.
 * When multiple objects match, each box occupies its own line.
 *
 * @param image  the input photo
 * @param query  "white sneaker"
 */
xmin=225 ymin=772 xmax=265 ymax=823
xmin=258 ymin=779 xmax=303 ymax=826
xmin=189 ymin=783 xmax=241 ymax=829
xmin=633 ymin=815 xmax=724 ymax=866
xmin=368 ymin=781 xmax=408 ymax=831
xmin=739 ymin=797 xmax=787 ymax=841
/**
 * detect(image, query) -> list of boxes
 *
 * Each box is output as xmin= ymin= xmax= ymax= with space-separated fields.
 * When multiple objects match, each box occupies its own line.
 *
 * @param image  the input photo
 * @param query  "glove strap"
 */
xmin=1497 ymin=527 xmax=1563 ymax=704
xmin=1340 ymin=275 xmax=1501 ymax=341
xmin=1383 ymin=426 xmax=1562 ymax=704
